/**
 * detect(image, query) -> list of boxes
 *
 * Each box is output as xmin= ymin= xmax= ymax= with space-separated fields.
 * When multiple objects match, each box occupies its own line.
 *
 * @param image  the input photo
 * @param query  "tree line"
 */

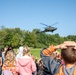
xmin=0 ymin=26 xmax=76 ymax=48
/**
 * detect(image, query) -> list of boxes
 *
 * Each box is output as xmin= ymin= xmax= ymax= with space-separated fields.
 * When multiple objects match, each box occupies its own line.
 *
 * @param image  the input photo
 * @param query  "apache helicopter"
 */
xmin=40 ymin=22 xmax=58 ymax=33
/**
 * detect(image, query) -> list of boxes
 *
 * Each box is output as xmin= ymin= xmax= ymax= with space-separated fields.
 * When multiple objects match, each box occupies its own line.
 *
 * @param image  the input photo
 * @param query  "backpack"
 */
xmin=3 ymin=70 xmax=13 ymax=75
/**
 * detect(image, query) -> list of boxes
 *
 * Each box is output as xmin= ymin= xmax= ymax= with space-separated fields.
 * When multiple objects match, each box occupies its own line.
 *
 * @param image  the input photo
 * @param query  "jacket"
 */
xmin=40 ymin=46 xmax=61 ymax=75
xmin=16 ymin=55 xmax=36 ymax=75
xmin=40 ymin=45 xmax=76 ymax=75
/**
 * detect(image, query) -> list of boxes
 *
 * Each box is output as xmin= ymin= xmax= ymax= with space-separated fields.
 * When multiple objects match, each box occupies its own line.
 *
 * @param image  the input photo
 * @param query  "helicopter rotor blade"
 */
xmin=40 ymin=23 xmax=49 ymax=27
xmin=51 ymin=22 xmax=58 ymax=26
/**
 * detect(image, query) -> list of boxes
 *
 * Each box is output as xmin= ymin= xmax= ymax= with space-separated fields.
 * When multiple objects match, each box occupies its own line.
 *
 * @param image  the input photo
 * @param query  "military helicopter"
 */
xmin=40 ymin=22 xmax=58 ymax=33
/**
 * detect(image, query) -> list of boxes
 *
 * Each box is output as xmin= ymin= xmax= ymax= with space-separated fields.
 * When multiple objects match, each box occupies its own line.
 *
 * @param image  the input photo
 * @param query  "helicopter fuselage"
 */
xmin=44 ymin=27 xmax=57 ymax=32
xmin=40 ymin=22 xmax=57 ymax=33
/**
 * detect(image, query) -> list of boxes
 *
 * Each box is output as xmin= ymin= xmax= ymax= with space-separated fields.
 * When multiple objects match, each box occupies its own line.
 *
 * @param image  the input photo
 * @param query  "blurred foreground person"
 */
xmin=40 ymin=41 xmax=76 ymax=75
xmin=2 ymin=50 xmax=18 ymax=75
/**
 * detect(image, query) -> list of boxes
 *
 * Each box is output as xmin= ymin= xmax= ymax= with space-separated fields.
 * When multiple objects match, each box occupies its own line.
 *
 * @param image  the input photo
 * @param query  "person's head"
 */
xmin=5 ymin=50 xmax=15 ymax=60
xmin=61 ymin=46 xmax=76 ymax=64
xmin=23 ymin=46 xmax=30 ymax=56
xmin=4 ymin=50 xmax=15 ymax=66
xmin=7 ymin=45 xmax=13 ymax=50
xmin=5 ymin=45 xmax=14 ymax=56
xmin=1 ymin=48 xmax=4 ymax=52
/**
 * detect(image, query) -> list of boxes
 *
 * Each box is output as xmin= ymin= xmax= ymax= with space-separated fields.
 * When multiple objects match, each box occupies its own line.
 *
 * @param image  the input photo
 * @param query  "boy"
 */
xmin=40 ymin=41 xmax=76 ymax=75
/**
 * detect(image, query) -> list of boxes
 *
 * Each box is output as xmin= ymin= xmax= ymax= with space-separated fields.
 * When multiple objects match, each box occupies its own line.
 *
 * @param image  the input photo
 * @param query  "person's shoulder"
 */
xmin=55 ymin=65 xmax=64 ymax=75
xmin=74 ymin=65 xmax=76 ymax=74
xmin=57 ymin=65 xmax=76 ymax=75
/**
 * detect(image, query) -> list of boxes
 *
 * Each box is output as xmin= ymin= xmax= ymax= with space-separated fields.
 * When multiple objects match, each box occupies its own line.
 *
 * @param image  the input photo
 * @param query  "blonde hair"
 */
xmin=23 ymin=46 xmax=30 ymax=56
xmin=4 ymin=50 xmax=16 ymax=66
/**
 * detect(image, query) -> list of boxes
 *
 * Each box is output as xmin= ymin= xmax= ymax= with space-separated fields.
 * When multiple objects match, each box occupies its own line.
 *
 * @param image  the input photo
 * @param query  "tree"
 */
xmin=11 ymin=33 xmax=21 ymax=47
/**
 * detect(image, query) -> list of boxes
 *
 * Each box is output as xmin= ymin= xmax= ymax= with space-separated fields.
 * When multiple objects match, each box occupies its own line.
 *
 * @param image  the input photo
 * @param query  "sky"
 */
xmin=0 ymin=0 xmax=76 ymax=37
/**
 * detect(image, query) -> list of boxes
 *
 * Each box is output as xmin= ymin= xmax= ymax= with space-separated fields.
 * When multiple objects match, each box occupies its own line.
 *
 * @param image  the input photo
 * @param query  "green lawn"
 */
xmin=30 ymin=48 xmax=41 ymax=60
xmin=14 ymin=48 xmax=41 ymax=60
xmin=15 ymin=48 xmax=60 ymax=60
xmin=30 ymin=48 xmax=61 ymax=60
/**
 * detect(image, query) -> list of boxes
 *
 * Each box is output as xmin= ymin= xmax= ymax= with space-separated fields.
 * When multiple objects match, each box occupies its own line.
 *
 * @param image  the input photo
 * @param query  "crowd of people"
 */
xmin=0 ymin=46 xmax=37 ymax=75
xmin=0 ymin=41 xmax=76 ymax=75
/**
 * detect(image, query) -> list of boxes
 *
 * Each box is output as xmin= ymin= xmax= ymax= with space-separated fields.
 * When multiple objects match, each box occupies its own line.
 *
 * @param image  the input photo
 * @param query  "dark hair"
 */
xmin=1 ymin=48 xmax=4 ymax=52
xmin=61 ymin=46 xmax=76 ymax=64
xmin=5 ymin=45 xmax=14 ymax=56
xmin=7 ymin=45 xmax=13 ymax=51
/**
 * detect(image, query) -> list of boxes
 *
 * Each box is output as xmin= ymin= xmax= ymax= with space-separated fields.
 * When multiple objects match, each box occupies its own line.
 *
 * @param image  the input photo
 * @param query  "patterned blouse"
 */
xmin=2 ymin=62 xmax=18 ymax=75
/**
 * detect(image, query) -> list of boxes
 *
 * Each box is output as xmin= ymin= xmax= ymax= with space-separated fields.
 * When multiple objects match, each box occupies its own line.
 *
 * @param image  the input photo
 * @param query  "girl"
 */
xmin=2 ymin=50 xmax=18 ymax=75
xmin=16 ymin=46 xmax=36 ymax=75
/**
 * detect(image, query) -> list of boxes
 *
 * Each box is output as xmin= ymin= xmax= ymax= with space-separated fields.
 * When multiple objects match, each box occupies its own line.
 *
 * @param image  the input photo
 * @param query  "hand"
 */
xmin=54 ymin=41 xmax=76 ymax=50
xmin=60 ymin=41 xmax=76 ymax=49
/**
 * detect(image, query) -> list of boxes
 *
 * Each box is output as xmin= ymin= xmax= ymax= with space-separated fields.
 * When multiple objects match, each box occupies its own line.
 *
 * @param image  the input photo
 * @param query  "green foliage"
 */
xmin=11 ymin=33 xmax=20 ymax=47
xmin=0 ymin=28 xmax=76 ymax=48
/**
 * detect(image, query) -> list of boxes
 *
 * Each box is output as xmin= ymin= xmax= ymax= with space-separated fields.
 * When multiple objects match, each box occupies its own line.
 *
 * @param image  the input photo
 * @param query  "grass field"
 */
xmin=30 ymin=48 xmax=41 ymax=60
xmin=30 ymin=48 xmax=61 ymax=59
xmin=15 ymin=48 xmax=60 ymax=60
xmin=14 ymin=48 xmax=41 ymax=60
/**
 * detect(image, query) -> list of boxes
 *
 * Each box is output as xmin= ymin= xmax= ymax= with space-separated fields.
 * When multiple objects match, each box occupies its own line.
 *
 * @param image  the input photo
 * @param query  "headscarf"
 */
xmin=16 ymin=46 xmax=24 ymax=61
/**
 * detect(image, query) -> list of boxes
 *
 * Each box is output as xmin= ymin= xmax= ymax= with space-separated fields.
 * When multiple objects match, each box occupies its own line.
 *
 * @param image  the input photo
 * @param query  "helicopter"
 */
xmin=40 ymin=22 xmax=58 ymax=33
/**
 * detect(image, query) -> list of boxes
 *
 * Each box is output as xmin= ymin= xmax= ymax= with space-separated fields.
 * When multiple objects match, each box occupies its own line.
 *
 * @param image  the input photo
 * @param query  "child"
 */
xmin=40 ymin=41 xmax=76 ymax=75
xmin=16 ymin=46 xmax=36 ymax=75
xmin=2 ymin=50 xmax=18 ymax=75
